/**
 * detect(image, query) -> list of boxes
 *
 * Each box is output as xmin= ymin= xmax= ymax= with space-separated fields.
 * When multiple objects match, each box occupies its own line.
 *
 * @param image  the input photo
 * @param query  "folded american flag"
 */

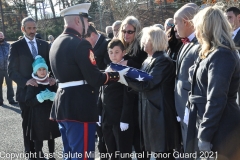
xmin=110 ymin=63 xmax=153 ymax=81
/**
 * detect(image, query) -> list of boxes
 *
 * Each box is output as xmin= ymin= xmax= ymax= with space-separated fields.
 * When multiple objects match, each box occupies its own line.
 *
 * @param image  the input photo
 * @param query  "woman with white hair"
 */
xmin=112 ymin=20 xmax=122 ymax=38
xmin=186 ymin=6 xmax=240 ymax=159
xmin=122 ymin=26 xmax=181 ymax=159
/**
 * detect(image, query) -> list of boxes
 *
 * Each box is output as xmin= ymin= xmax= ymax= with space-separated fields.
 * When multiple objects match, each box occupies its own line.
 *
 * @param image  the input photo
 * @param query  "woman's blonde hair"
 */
xmin=118 ymin=16 xmax=141 ymax=56
xmin=141 ymin=26 xmax=168 ymax=53
xmin=192 ymin=6 xmax=236 ymax=59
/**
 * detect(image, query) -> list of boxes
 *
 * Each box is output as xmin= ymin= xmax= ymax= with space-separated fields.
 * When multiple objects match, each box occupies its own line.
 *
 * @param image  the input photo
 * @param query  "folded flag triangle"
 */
xmin=110 ymin=63 xmax=153 ymax=81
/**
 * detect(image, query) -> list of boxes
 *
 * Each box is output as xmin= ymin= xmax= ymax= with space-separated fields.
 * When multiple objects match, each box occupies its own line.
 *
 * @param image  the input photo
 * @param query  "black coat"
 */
xmin=126 ymin=51 xmax=181 ymax=152
xmin=186 ymin=47 xmax=240 ymax=158
xmin=98 ymin=82 xmax=135 ymax=125
xmin=8 ymin=38 xmax=50 ymax=102
xmin=124 ymin=45 xmax=147 ymax=69
xmin=25 ymin=84 xmax=60 ymax=141
xmin=234 ymin=29 xmax=240 ymax=53
xmin=233 ymin=30 xmax=240 ymax=106
xmin=93 ymin=34 xmax=111 ymax=70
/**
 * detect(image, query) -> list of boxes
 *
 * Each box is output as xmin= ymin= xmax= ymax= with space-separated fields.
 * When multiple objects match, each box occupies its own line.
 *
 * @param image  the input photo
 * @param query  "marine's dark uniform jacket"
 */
xmin=49 ymin=28 xmax=119 ymax=122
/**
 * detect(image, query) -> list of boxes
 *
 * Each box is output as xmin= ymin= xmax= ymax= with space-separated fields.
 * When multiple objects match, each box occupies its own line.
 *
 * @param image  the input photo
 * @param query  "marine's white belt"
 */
xmin=58 ymin=80 xmax=87 ymax=88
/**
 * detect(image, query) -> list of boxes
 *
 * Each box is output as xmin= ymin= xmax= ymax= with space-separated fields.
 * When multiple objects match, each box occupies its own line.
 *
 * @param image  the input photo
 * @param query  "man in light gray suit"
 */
xmin=174 ymin=5 xmax=199 ymax=150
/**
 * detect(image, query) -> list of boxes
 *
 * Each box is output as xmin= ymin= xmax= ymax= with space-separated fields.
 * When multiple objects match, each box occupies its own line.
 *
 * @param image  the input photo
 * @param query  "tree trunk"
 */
xmin=35 ymin=2 xmax=38 ymax=21
xmin=61 ymin=0 xmax=66 ymax=9
xmin=49 ymin=0 xmax=56 ymax=18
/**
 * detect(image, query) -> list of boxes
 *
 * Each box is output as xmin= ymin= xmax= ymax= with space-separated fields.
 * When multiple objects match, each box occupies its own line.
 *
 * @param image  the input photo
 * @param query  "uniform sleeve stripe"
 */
xmin=104 ymin=72 xmax=109 ymax=84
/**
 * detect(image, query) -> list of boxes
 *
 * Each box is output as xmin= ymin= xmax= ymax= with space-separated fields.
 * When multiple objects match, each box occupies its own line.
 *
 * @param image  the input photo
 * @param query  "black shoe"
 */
xmin=9 ymin=100 xmax=18 ymax=104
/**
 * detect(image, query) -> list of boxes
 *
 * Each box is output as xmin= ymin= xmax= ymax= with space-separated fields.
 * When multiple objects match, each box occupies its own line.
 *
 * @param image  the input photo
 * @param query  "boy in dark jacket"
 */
xmin=25 ymin=55 xmax=60 ymax=160
xmin=98 ymin=39 xmax=135 ymax=160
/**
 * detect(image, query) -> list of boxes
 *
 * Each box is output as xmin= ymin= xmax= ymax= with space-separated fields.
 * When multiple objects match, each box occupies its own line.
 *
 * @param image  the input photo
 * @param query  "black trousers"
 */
xmin=102 ymin=122 xmax=133 ymax=160
xmin=19 ymin=102 xmax=35 ymax=153
xmin=35 ymin=140 xmax=55 ymax=159
xmin=132 ymin=123 xmax=150 ymax=160
xmin=96 ymin=125 xmax=108 ymax=160
xmin=0 ymin=70 xmax=14 ymax=102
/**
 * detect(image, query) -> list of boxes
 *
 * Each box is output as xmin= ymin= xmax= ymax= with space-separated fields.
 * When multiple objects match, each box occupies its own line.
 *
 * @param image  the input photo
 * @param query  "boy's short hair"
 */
xmin=108 ymin=38 xmax=125 ymax=51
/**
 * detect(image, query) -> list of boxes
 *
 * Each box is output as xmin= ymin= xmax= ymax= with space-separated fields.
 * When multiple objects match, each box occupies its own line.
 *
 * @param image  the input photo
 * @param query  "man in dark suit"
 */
xmin=174 ymin=5 xmax=199 ymax=151
xmin=8 ymin=17 xmax=54 ymax=159
xmin=85 ymin=23 xmax=111 ymax=70
xmin=226 ymin=7 xmax=240 ymax=105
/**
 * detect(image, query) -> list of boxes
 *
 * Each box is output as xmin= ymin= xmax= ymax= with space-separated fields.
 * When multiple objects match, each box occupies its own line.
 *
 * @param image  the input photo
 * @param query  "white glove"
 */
xmin=120 ymin=122 xmax=129 ymax=131
xmin=105 ymin=66 xmax=112 ymax=72
xmin=117 ymin=68 xmax=129 ymax=86
xmin=198 ymin=139 xmax=212 ymax=151
xmin=96 ymin=116 xmax=101 ymax=126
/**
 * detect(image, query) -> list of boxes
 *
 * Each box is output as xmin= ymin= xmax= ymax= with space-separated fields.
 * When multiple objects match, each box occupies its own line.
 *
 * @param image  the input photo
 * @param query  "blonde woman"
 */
xmin=118 ymin=16 xmax=148 ymax=158
xmin=186 ymin=6 xmax=240 ymax=159
xmin=123 ymin=26 xmax=181 ymax=159
xmin=118 ymin=16 xmax=147 ymax=69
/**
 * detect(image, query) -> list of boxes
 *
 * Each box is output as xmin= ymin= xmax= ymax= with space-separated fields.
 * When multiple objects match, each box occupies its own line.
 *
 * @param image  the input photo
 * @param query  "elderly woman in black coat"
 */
xmin=185 ymin=6 xmax=240 ymax=160
xmin=119 ymin=26 xmax=181 ymax=160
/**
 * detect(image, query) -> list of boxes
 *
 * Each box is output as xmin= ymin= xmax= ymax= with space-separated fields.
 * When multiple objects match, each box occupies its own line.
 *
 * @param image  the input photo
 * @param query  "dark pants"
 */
xmin=102 ymin=122 xmax=134 ymax=160
xmin=35 ymin=140 xmax=55 ymax=160
xmin=132 ymin=123 xmax=150 ymax=160
xmin=96 ymin=125 xmax=108 ymax=160
xmin=0 ymin=70 xmax=14 ymax=102
xmin=155 ymin=150 xmax=175 ymax=160
xmin=58 ymin=121 xmax=96 ymax=160
xmin=19 ymin=102 xmax=35 ymax=154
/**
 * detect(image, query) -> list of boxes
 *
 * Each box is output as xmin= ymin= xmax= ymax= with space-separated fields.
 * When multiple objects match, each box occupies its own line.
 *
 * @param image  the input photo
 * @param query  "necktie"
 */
xmin=29 ymin=41 xmax=38 ymax=58
xmin=181 ymin=37 xmax=190 ymax=44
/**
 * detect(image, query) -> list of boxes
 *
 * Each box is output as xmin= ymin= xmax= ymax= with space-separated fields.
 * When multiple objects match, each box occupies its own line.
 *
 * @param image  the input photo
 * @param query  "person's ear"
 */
xmin=74 ymin=16 xmax=80 ymax=25
xmin=21 ymin=26 xmax=25 ymax=33
xmin=123 ymin=50 xmax=126 ymax=55
xmin=183 ymin=19 xmax=189 ymax=27
xmin=237 ymin=14 xmax=240 ymax=22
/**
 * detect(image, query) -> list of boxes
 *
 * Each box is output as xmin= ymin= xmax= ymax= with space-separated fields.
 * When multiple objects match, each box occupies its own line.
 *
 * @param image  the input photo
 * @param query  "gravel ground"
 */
xmin=0 ymin=86 xmax=100 ymax=160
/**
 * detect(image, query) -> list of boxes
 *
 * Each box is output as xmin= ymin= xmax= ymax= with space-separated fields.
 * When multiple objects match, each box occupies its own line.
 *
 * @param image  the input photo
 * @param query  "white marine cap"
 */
xmin=60 ymin=3 xmax=91 ymax=18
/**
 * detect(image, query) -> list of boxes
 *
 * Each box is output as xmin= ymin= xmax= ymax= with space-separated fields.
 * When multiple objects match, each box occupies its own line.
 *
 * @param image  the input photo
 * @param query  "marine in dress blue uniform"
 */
xmin=49 ymin=3 xmax=121 ymax=160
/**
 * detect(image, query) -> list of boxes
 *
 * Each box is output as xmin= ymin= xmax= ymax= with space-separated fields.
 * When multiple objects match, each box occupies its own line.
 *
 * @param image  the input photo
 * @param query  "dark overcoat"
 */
xmin=25 ymin=84 xmax=60 ymax=140
xmin=126 ymin=51 xmax=181 ymax=152
xmin=186 ymin=47 xmax=240 ymax=159
xmin=233 ymin=30 xmax=240 ymax=106
xmin=93 ymin=34 xmax=111 ymax=70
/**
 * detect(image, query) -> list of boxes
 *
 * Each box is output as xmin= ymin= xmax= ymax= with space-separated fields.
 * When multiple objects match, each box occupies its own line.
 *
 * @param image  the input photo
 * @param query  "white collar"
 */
xmin=24 ymin=35 xmax=36 ymax=43
xmin=187 ymin=32 xmax=195 ymax=42
xmin=93 ymin=33 xmax=101 ymax=48
xmin=105 ymin=59 xmax=124 ymax=72
xmin=232 ymin=27 xmax=240 ymax=39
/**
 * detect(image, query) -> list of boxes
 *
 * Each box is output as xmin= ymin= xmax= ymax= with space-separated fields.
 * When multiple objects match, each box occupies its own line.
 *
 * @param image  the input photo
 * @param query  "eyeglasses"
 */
xmin=167 ymin=23 xmax=174 ymax=27
xmin=121 ymin=30 xmax=135 ymax=34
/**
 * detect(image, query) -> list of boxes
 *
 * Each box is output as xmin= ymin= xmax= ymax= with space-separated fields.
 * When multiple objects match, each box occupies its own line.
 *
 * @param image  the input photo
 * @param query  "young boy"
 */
xmin=25 ymin=55 xmax=60 ymax=160
xmin=98 ymin=39 xmax=135 ymax=160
